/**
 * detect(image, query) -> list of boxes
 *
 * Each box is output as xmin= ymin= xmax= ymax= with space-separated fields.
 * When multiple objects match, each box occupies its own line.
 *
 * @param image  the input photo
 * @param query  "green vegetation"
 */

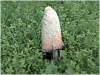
xmin=1 ymin=1 xmax=99 ymax=74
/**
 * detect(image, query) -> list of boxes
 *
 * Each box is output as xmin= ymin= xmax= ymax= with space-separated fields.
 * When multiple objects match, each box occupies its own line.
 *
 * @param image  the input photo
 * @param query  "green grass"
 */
xmin=1 ymin=1 xmax=99 ymax=74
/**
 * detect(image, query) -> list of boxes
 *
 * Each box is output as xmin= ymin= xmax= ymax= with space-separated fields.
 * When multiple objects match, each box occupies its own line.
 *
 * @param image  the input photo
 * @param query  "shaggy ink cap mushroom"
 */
xmin=42 ymin=6 xmax=64 ymax=53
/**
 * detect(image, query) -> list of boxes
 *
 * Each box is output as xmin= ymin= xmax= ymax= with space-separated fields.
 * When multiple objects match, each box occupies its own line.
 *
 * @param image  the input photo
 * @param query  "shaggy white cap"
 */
xmin=44 ymin=6 xmax=51 ymax=11
xmin=42 ymin=6 xmax=64 ymax=53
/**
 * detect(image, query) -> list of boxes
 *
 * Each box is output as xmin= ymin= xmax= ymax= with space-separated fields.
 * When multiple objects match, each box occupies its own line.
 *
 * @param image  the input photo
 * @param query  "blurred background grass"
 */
xmin=1 ymin=1 xmax=99 ymax=74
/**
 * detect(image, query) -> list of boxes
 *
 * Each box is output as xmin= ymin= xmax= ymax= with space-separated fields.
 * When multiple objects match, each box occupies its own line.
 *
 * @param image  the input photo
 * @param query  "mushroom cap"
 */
xmin=42 ymin=6 xmax=64 ymax=53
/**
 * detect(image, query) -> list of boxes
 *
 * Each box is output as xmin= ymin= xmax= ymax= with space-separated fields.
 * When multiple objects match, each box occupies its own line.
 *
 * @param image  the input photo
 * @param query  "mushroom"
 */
xmin=41 ymin=6 xmax=64 ymax=60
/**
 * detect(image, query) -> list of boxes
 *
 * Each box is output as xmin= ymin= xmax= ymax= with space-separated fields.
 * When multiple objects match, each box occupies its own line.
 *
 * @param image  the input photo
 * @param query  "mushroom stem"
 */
xmin=52 ymin=39 xmax=59 ymax=64
xmin=52 ymin=44 xmax=55 ymax=64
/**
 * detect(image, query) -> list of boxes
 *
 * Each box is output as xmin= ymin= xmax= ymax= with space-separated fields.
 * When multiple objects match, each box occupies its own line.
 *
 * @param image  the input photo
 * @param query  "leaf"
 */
xmin=65 ymin=68 xmax=75 ymax=74
xmin=45 ymin=60 xmax=57 ymax=74
xmin=60 ymin=50 xmax=66 ymax=57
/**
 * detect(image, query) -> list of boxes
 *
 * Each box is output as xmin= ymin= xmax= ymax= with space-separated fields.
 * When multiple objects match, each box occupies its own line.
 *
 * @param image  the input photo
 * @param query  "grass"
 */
xmin=1 ymin=1 xmax=99 ymax=74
